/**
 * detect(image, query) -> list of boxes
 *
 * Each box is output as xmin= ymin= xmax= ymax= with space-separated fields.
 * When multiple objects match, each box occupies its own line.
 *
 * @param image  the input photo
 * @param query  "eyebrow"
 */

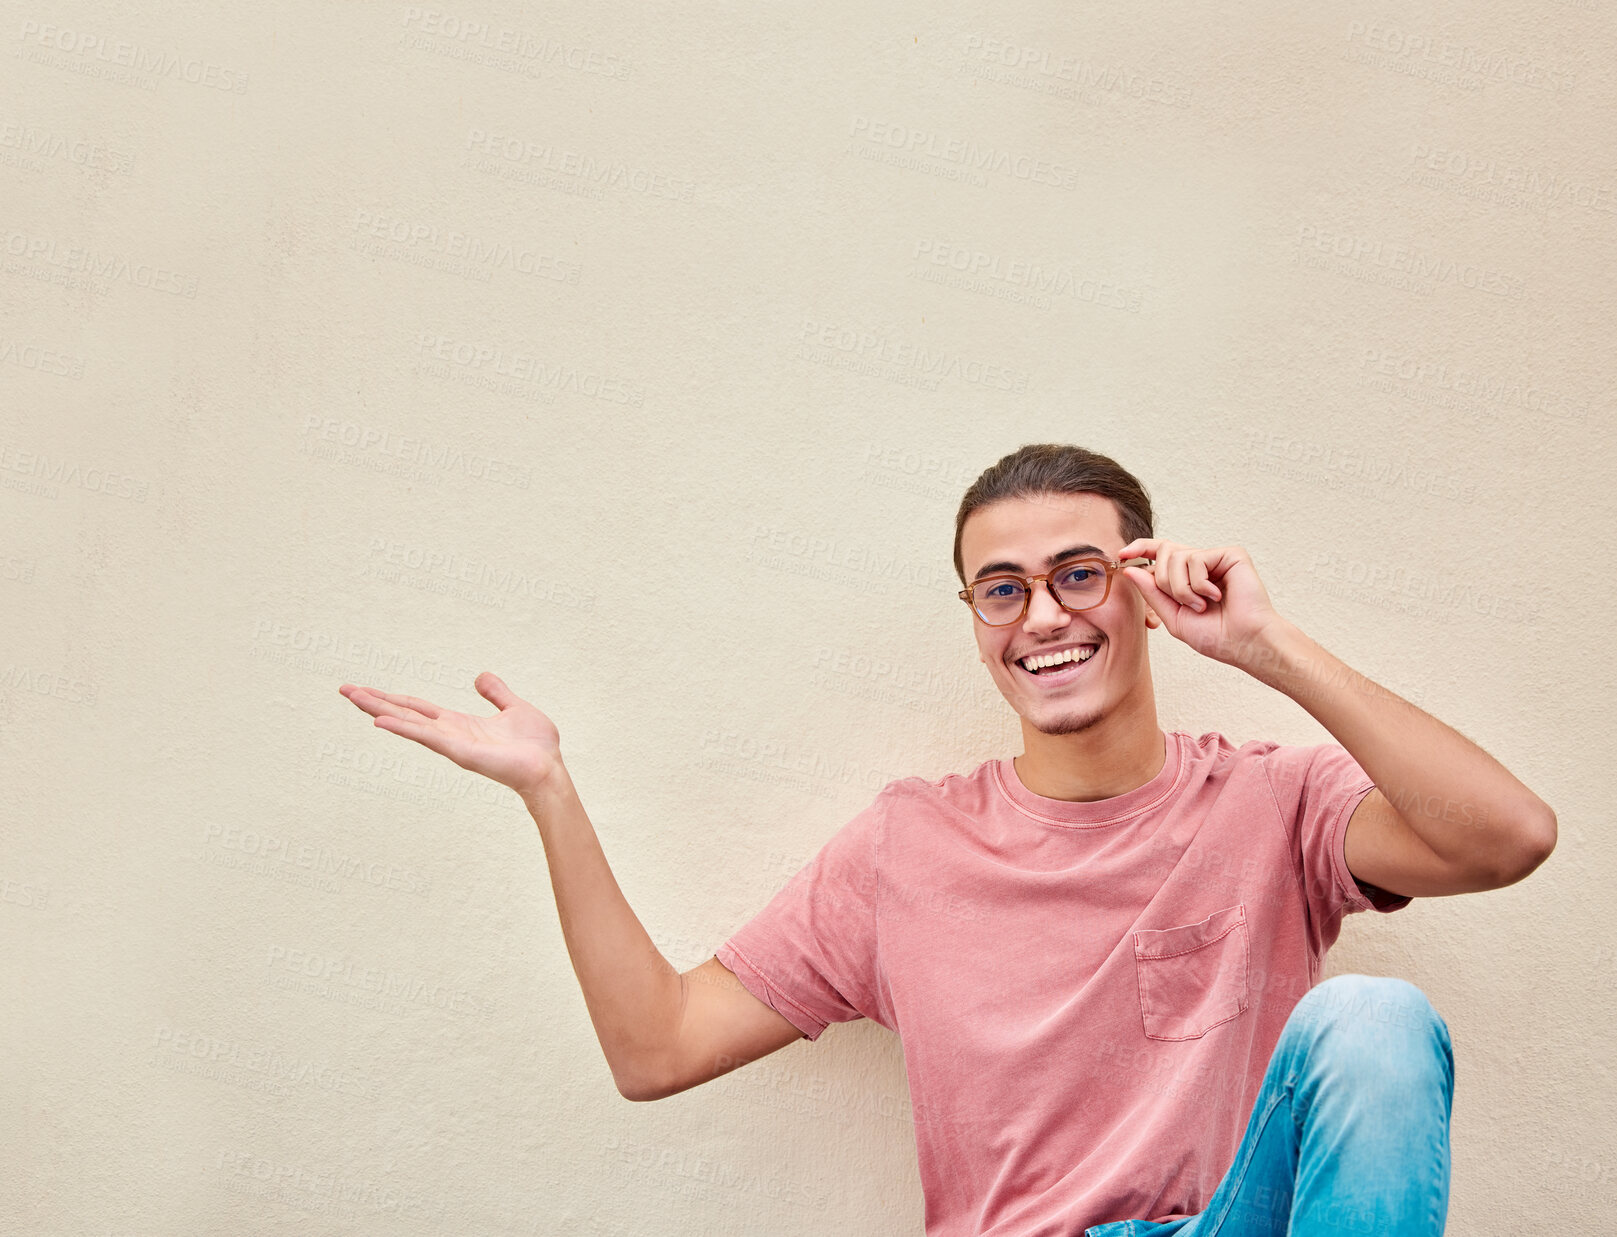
xmin=971 ymin=544 xmax=1107 ymax=582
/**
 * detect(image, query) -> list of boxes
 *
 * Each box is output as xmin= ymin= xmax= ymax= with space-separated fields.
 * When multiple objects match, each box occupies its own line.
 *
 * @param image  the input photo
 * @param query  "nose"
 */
xmin=1022 ymin=578 xmax=1073 ymax=633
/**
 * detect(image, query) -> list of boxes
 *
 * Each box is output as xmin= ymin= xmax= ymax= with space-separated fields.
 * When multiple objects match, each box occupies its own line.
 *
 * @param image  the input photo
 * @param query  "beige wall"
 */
xmin=3 ymin=3 xmax=1612 ymax=1233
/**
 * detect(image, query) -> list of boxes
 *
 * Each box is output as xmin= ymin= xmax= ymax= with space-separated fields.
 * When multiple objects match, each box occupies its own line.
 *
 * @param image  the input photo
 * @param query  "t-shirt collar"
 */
xmin=993 ymin=731 xmax=1185 ymax=827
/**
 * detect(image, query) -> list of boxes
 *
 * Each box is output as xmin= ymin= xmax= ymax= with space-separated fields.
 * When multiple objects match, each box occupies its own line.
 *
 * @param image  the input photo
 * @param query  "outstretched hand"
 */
xmin=337 ymin=672 xmax=562 ymax=800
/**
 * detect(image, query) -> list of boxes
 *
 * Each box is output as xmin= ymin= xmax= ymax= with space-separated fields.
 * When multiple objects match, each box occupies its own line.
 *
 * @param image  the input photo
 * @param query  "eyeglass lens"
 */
xmin=973 ymin=561 xmax=1108 ymax=624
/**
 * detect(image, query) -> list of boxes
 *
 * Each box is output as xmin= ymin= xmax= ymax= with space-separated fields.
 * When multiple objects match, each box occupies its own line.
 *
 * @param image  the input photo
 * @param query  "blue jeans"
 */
xmin=1084 ymin=974 xmax=1455 ymax=1237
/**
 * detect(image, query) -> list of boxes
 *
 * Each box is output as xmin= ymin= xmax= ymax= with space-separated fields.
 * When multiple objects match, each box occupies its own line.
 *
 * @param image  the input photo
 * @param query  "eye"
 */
xmin=1057 ymin=564 xmax=1101 ymax=585
xmin=982 ymin=580 xmax=1022 ymax=599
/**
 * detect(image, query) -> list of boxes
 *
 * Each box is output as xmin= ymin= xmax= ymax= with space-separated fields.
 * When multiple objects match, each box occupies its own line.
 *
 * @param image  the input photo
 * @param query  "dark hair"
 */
xmin=952 ymin=444 xmax=1154 ymax=584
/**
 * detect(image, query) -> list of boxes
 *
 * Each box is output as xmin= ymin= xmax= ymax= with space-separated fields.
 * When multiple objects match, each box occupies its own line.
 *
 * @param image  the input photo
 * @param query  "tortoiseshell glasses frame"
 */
xmin=957 ymin=556 xmax=1155 ymax=626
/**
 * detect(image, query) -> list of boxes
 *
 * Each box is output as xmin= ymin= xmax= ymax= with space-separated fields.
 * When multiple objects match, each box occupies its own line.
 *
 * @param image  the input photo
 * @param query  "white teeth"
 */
xmin=1020 ymin=645 xmax=1097 ymax=672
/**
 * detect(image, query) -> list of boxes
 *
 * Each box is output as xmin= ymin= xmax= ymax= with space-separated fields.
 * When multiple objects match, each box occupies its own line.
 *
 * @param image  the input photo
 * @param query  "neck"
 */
xmin=1014 ymin=701 xmax=1166 ymax=803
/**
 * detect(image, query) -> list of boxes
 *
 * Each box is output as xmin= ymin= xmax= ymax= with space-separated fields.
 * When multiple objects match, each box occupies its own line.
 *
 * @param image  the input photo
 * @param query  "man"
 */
xmin=338 ymin=443 xmax=1555 ymax=1236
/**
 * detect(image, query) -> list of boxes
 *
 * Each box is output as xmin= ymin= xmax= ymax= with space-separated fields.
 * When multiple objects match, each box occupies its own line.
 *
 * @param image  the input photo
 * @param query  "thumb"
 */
xmin=1123 ymin=565 xmax=1162 ymax=601
xmin=474 ymin=671 xmax=520 ymax=710
xmin=1124 ymin=568 xmax=1177 ymax=618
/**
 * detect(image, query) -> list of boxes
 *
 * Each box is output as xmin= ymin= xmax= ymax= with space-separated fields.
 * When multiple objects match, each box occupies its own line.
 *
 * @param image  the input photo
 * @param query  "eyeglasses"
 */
xmin=957 ymin=557 xmax=1153 ymax=626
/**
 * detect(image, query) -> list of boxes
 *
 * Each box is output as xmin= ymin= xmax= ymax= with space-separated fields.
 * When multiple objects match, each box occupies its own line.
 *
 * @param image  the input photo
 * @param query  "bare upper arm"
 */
xmin=630 ymin=955 xmax=804 ymax=1102
xmin=1343 ymin=785 xmax=1507 ymax=897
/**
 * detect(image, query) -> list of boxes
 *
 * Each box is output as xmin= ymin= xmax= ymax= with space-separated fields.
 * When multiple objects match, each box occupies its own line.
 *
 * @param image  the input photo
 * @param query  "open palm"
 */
xmin=337 ymin=671 xmax=561 ymax=800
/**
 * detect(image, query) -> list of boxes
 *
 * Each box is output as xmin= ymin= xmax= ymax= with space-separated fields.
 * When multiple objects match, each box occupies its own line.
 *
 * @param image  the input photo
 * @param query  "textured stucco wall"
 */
xmin=3 ymin=2 xmax=1613 ymax=1233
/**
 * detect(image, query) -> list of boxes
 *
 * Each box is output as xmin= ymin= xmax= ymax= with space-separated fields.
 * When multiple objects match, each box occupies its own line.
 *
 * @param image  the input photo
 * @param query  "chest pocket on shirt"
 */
xmin=1131 ymin=903 xmax=1250 ymax=1041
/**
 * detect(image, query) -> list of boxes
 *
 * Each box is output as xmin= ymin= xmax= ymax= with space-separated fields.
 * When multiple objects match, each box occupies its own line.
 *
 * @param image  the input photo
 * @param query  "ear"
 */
xmin=1144 ymin=609 xmax=1161 ymax=629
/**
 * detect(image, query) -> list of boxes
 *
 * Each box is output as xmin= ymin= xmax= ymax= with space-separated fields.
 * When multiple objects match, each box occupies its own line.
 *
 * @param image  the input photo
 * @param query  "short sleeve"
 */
xmin=1262 ymin=743 xmax=1412 ymax=944
xmin=714 ymin=793 xmax=884 ymax=1042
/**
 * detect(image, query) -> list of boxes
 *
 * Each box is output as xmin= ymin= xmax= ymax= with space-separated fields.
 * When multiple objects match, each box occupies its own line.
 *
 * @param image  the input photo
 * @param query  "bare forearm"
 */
xmin=522 ymin=762 xmax=683 ymax=1096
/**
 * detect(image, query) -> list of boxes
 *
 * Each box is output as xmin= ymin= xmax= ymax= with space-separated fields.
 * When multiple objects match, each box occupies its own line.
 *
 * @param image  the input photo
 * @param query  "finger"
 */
xmin=1117 ymin=538 xmax=1162 ymax=563
xmin=344 ymin=686 xmax=440 ymax=724
xmin=372 ymin=713 xmax=459 ymax=762
xmin=1187 ymin=558 xmax=1214 ymax=610
xmin=474 ymin=671 xmax=521 ymax=711
xmin=1123 ymin=566 xmax=1179 ymax=617
xmin=339 ymin=683 xmax=388 ymax=713
xmin=1166 ymin=553 xmax=1202 ymax=611
xmin=364 ymin=686 xmax=443 ymax=719
xmin=1194 ymin=547 xmax=1245 ymax=599
xmin=1188 ymin=557 xmax=1221 ymax=601
xmin=1150 ymin=548 xmax=1182 ymax=601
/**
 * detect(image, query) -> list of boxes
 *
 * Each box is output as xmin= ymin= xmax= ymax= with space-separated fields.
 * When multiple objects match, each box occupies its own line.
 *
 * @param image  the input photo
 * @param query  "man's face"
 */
xmin=958 ymin=492 xmax=1154 ymax=736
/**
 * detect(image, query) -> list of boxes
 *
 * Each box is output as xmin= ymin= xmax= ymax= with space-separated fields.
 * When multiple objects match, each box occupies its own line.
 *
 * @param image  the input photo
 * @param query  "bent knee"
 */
xmin=1292 ymin=974 xmax=1448 ymax=1040
xmin=1287 ymin=974 xmax=1455 ymax=1099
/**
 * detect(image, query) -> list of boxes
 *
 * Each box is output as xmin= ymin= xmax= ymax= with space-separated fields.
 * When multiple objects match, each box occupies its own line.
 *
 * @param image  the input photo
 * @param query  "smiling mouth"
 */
xmin=1014 ymin=643 xmax=1100 ymax=681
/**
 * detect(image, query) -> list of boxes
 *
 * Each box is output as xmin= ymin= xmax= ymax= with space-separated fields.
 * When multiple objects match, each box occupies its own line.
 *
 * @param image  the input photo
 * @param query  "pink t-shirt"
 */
xmin=714 ymin=730 xmax=1411 ymax=1236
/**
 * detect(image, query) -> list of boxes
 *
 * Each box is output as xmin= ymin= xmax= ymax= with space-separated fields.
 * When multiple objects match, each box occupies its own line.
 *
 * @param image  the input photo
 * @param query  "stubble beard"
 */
xmin=1030 ymin=700 xmax=1106 ymax=735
